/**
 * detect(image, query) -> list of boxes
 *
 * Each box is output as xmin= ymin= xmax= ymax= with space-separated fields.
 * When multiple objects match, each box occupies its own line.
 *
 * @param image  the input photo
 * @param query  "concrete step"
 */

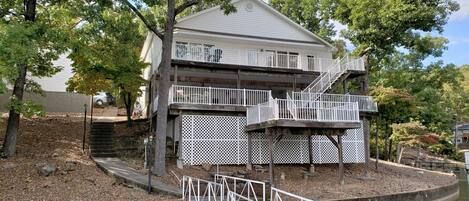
xmin=90 ymin=148 xmax=116 ymax=153
xmin=90 ymin=142 xmax=113 ymax=147
xmin=91 ymin=129 xmax=114 ymax=133
xmin=90 ymin=136 xmax=114 ymax=140
xmin=91 ymin=152 xmax=117 ymax=157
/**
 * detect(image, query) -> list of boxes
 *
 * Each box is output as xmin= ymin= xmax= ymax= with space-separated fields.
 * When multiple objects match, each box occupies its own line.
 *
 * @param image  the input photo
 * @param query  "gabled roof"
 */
xmin=175 ymin=0 xmax=336 ymax=51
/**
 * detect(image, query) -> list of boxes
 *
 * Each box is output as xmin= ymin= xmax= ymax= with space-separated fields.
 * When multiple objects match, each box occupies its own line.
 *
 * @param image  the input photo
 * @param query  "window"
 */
xmin=203 ymin=44 xmax=214 ymax=62
xmin=175 ymin=42 xmax=188 ymax=59
xmin=265 ymin=50 xmax=276 ymax=67
xmin=176 ymin=41 xmax=217 ymax=62
xmin=277 ymin=51 xmax=288 ymax=68
xmin=288 ymin=52 xmax=299 ymax=68
xmin=248 ymin=49 xmax=258 ymax=65
xmin=307 ymin=55 xmax=315 ymax=71
xmin=190 ymin=43 xmax=203 ymax=61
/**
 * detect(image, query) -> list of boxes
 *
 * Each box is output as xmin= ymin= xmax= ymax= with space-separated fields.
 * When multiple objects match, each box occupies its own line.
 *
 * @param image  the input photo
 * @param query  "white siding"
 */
xmin=31 ymin=54 xmax=73 ymax=92
xmin=172 ymin=35 xmax=333 ymax=71
xmin=176 ymin=0 xmax=319 ymax=43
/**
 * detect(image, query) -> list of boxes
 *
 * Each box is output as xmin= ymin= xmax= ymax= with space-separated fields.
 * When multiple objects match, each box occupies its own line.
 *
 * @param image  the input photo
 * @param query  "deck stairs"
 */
xmin=90 ymin=122 xmax=117 ymax=157
xmin=302 ymin=55 xmax=364 ymax=95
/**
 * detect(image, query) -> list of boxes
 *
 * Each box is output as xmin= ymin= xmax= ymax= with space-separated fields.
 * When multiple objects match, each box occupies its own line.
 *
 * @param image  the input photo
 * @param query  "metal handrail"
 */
xmin=182 ymin=176 xmax=223 ymax=201
xmin=215 ymin=174 xmax=266 ymax=201
xmin=271 ymin=187 xmax=314 ymax=201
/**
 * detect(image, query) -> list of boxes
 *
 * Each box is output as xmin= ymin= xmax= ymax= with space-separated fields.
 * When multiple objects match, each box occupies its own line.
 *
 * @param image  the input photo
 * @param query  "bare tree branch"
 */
xmin=175 ymin=0 xmax=200 ymax=16
xmin=119 ymin=0 xmax=164 ymax=40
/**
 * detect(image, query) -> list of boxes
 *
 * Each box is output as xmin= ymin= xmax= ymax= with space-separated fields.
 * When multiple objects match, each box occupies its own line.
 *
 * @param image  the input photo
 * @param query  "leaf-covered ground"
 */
xmin=0 ymin=115 xmax=178 ymax=201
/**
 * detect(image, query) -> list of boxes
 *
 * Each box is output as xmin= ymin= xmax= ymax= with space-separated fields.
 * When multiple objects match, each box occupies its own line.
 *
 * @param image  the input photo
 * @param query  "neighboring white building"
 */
xmin=141 ymin=0 xmax=377 ymax=166
xmin=0 ymin=54 xmax=90 ymax=113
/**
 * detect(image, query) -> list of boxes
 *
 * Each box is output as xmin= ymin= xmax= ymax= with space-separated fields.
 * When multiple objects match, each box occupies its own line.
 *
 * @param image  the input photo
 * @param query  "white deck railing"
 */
xmin=174 ymin=43 xmax=339 ymax=72
xmin=169 ymin=85 xmax=272 ymax=107
xmin=271 ymin=187 xmax=314 ymax=201
xmin=247 ymin=99 xmax=360 ymax=125
xmin=292 ymin=92 xmax=378 ymax=112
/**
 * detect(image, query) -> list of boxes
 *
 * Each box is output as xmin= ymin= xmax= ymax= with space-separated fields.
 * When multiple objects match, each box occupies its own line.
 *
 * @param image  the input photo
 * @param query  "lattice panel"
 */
xmin=181 ymin=115 xmax=366 ymax=165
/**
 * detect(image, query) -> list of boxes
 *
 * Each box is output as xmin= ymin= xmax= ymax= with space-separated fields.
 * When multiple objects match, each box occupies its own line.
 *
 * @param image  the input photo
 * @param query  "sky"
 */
xmin=333 ymin=0 xmax=469 ymax=67
xmin=433 ymin=0 xmax=469 ymax=66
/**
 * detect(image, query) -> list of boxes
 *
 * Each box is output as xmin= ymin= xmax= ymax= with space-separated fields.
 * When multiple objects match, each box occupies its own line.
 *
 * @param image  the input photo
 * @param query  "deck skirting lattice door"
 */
xmin=181 ymin=115 xmax=365 ymax=165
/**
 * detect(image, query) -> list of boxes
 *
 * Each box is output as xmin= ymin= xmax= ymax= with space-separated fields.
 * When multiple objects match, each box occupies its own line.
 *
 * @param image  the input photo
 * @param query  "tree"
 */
xmin=370 ymin=85 xmax=416 ymax=160
xmin=66 ymin=4 xmax=147 ymax=127
xmin=390 ymin=121 xmax=437 ymax=163
xmin=120 ymin=0 xmax=236 ymax=176
xmin=0 ymin=0 xmax=69 ymax=157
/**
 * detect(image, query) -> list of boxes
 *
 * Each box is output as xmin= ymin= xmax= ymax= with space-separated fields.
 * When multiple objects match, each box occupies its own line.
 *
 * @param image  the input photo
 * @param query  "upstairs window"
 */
xmin=175 ymin=42 xmax=188 ymax=59
xmin=307 ymin=55 xmax=315 ymax=71
xmin=175 ymin=41 xmax=219 ymax=62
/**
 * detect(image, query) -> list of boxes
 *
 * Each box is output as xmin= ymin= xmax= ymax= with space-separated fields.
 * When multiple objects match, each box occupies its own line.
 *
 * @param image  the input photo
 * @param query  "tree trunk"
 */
xmin=388 ymin=139 xmax=393 ymax=161
xmin=153 ymin=0 xmax=176 ymax=176
xmin=2 ymin=64 xmax=28 ymax=157
xmin=1 ymin=0 xmax=35 ymax=157
xmin=123 ymin=92 xmax=133 ymax=127
xmin=397 ymin=144 xmax=404 ymax=164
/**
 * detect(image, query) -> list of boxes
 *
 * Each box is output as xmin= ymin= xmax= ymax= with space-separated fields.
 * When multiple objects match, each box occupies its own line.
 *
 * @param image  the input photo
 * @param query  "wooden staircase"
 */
xmin=90 ymin=122 xmax=117 ymax=157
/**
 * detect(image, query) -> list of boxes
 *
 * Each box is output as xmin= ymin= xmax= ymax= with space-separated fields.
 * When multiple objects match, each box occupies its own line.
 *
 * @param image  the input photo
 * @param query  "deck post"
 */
xmin=247 ymin=132 xmax=253 ymax=171
xmin=174 ymin=65 xmax=178 ymax=84
xmin=268 ymin=128 xmax=275 ymax=187
xmin=362 ymin=116 xmax=371 ymax=177
xmin=308 ymin=134 xmax=314 ymax=172
xmin=338 ymin=134 xmax=344 ymax=185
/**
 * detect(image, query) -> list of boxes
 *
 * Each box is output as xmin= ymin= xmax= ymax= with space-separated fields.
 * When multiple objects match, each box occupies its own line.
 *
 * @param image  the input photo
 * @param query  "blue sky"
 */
xmin=431 ymin=0 xmax=469 ymax=66
xmin=332 ymin=0 xmax=469 ymax=67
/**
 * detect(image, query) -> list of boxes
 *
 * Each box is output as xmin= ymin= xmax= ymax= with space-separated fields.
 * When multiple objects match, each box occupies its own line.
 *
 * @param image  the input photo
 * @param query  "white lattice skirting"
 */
xmin=181 ymin=115 xmax=365 ymax=165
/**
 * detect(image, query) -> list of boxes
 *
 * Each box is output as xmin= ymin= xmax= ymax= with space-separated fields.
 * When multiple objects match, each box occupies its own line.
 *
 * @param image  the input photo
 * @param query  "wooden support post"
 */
xmin=325 ymin=134 xmax=344 ymax=185
xmin=268 ymin=128 xmax=275 ymax=187
xmin=362 ymin=116 xmax=371 ymax=177
xmin=237 ymin=70 xmax=241 ymax=89
xmin=308 ymin=135 xmax=314 ymax=173
xmin=342 ymin=79 xmax=348 ymax=93
xmin=375 ymin=117 xmax=379 ymax=169
xmin=293 ymin=74 xmax=297 ymax=91
xmin=174 ymin=65 xmax=178 ymax=84
xmin=338 ymin=135 xmax=344 ymax=185
xmin=247 ymin=132 xmax=253 ymax=171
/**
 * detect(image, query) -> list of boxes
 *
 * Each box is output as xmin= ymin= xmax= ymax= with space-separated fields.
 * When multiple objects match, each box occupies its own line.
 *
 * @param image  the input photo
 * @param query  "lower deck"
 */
xmin=163 ymin=111 xmax=366 ymax=166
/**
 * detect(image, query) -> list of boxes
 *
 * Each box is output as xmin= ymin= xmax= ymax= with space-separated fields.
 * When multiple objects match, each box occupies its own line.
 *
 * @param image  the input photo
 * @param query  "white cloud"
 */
xmin=447 ymin=36 xmax=469 ymax=45
xmin=450 ymin=0 xmax=469 ymax=21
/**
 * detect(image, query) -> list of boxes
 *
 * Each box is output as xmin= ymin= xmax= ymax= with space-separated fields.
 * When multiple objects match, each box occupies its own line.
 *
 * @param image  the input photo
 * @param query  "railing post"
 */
xmin=243 ymin=89 xmax=246 ymax=106
xmin=209 ymin=87 xmax=212 ymax=105
xmin=258 ymin=105 xmax=261 ymax=123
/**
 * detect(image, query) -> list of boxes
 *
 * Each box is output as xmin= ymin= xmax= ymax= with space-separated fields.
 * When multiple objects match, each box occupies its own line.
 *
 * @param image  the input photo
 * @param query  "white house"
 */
xmin=140 ymin=0 xmax=377 ymax=167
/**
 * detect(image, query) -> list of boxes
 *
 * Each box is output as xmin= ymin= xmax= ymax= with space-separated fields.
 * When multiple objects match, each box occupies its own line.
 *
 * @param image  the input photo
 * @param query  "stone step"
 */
xmin=90 ymin=130 xmax=114 ymax=134
xmin=90 ymin=149 xmax=115 ymax=153
xmin=90 ymin=142 xmax=113 ymax=146
xmin=90 ymin=143 xmax=114 ymax=148
xmin=91 ymin=152 xmax=117 ymax=157
xmin=90 ymin=136 xmax=114 ymax=140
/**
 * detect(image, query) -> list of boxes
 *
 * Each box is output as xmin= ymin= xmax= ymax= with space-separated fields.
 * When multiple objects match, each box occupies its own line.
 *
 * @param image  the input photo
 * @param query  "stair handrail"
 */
xmin=302 ymin=55 xmax=364 ymax=95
